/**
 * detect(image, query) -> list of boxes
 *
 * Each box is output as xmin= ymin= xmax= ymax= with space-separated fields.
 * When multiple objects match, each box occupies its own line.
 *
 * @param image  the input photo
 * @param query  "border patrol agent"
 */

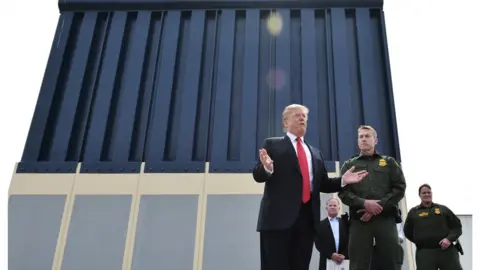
xmin=404 ymin=184 xmax=463 ymax=270
xmin=338 ymin=125 xmax=406 ymax=270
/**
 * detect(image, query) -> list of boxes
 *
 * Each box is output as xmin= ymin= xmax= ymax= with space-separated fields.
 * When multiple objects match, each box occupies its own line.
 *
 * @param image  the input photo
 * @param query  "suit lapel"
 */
xmin=324 ymin=218 xmax=335 ymax=245
xmin=339 ymin=217 xmax=346 ymax=248
xmin=305 ymin=142 xmax=317 ymax=175
xmin=282 ymin=136 xmax=300 ymax=170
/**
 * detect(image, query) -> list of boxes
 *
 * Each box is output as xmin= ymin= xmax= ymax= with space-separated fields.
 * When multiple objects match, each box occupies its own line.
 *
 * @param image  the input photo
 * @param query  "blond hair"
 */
xmin=282 ymin=104 xmax=309 ymax=131
xmin=358 ymin=125 xmax=377 ymax=137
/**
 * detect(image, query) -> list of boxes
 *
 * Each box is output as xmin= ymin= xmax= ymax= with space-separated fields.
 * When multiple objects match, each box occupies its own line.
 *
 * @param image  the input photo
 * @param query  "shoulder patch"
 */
xmin=392 ymin=158 xmax=400 ymax=167
xmin=382 ymin=155 xmax=400 ymax=167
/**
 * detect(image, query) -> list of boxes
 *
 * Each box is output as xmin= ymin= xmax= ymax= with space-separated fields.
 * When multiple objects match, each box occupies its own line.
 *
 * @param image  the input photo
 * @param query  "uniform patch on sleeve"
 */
xmin=393 ymin=159 xmax=400 ymax=167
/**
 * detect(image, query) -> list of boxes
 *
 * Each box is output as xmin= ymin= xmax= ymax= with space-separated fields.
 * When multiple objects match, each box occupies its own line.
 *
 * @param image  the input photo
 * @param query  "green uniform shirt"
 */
xmin=337 ymin=153 xmax=406 ymax=216
xmin=403 ymin=203 xmax=462 ymax=248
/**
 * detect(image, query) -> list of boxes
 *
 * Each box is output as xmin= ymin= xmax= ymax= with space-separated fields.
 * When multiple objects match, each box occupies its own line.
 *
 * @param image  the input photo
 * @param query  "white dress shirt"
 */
xmin=397 ymin=223 xmax=405 ymax=243
xmin=328 ymin=216 xmax=340 ymax=252
xmin=263 ymin=132 xmax=313 ymax=190
xmin=263 ymin=132 xmax=345 ymax=189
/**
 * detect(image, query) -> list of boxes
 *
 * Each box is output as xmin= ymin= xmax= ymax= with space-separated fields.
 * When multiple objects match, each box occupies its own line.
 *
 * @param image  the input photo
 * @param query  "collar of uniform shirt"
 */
xmin=358 ymin=151 xmax=382 ymax=158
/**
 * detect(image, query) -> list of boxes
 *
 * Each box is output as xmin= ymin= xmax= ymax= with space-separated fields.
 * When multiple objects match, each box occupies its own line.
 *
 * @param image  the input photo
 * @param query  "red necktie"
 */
xmin=296 ymin=137 xmax=311 ymax=203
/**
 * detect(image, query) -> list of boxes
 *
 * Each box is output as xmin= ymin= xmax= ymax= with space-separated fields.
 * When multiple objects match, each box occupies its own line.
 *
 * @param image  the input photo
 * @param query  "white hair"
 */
xmin=282 ymin=104 xmax=309 ymax=132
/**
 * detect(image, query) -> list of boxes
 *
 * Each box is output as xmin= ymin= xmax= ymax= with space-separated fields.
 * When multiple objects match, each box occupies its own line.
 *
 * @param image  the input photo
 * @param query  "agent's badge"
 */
xmin=379 ymin=159 xmax=387 ymax=167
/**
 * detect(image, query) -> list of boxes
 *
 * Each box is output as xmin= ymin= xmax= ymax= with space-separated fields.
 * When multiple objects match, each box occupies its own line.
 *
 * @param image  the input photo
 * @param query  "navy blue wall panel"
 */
xmin=18 ymin=2 xmax=400 ymax=174
xmin=59 ymin=0 xmax=384 ymax=11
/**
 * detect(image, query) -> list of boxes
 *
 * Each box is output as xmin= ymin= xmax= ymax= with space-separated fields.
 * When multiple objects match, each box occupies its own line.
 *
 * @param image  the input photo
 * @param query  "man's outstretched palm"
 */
xmin=342 ymin=166 xmax=368 ymax=184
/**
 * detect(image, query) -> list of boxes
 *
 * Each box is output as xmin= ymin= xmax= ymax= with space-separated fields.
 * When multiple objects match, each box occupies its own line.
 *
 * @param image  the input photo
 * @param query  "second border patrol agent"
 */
xmin=404 ymin=184 xmax=463 ymax=270
xmin=338 ymin=125 xmax=406 ymax=270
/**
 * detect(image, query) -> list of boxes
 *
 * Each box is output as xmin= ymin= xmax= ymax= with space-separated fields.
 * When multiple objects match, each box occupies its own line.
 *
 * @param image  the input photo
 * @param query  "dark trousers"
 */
xmin=415 ymin=246 xmax=463 ymax=270
xmin=260 ymin=201 xmax=314 ymax=270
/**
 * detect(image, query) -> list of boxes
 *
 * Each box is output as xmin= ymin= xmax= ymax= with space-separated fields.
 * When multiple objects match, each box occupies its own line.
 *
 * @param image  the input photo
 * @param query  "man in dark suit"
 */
xmin=315 ymin=198 xmax=350 ymax=270
xmin=252 ymin=104 xmax=368 ymax=270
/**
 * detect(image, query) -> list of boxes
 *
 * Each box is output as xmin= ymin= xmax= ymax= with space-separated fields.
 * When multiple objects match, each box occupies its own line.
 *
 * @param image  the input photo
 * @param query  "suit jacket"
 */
xmin=252 ymin=136 xmax=343 ymax=232
xmin=315 ymin=214 xmax=349 ymax=270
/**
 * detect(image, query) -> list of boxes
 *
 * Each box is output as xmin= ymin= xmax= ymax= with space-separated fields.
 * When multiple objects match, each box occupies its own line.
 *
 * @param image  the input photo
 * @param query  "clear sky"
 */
xmin=0 ymin=0 xmax=478 ymax=268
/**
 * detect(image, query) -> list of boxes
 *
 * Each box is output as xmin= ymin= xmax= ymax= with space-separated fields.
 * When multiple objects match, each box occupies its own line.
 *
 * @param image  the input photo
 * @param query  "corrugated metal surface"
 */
xmin=18 ymin=2 xmax=399 ymax=174
xmin=409 ymin=215 xmax=472 ymax=270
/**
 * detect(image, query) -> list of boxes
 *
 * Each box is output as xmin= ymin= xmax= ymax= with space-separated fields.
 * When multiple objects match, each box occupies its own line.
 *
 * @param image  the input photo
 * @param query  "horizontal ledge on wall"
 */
xmin=59 ymin=0 xmax=384 ymax=11
xmin=14 ymin=160 xmax=338 ymax=174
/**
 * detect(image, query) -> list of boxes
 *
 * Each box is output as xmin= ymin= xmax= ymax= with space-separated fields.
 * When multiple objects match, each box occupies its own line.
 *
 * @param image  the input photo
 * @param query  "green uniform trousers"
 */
xmin=395 ymin=244 xmax=404 ymax=270
xmin=371 ymin=243 xmax=403 ymax=270
xmin=415 ymin=246 xmax=462 ymax=270
xmin=349 ymin=216 xmax=400 ymax=270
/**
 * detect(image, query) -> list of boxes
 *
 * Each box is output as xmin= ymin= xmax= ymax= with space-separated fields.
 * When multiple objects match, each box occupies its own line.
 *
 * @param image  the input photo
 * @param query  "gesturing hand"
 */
xmin=341 ymin=166 xmax=368 ymax=184
xmin=259 ymin=148 xmax=273 ymax=171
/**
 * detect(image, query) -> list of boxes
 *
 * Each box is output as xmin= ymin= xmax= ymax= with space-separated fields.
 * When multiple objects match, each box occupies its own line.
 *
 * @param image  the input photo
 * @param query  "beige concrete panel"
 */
xmin=9 ymin=163 xmax=76 ymax=195
xmin=204 ymin=162 xmax=340 ymax=195
xmin=127 ymin=164 xmax=208 ymax=270
xmin=73 ymin=173 xmax=140 ymax=194
xmin=122 ymin=164 xmax=208 ymax=270
xmin=55 ymin=165 xmax=140 ymax=269
xmin=138 ymin=173 xmax=204 ymax=195
xmin=329 ymin=162 xmax=342 ymax=213
xmin=8 ymin=163 xmax=80 ymax=270
xmin=335 ymin=161 xmax=341 ymax=176
xmin=205 ymin=173 xmax=264 ymax=194
xmin=400 ymin=197 xmax=415 ymax=270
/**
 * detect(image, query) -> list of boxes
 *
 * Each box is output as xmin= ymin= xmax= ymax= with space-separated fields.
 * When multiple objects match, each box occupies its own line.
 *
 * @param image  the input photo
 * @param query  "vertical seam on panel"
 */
xmin=52 ymin=163 xmax=80 ymax=270
xmin=193 ymin=162 xmax=209 ymax=270
xmin=7 ymin=163 xmax=19 ymax=196
xmin=121 ymin=163 xmax=143 ymax=270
